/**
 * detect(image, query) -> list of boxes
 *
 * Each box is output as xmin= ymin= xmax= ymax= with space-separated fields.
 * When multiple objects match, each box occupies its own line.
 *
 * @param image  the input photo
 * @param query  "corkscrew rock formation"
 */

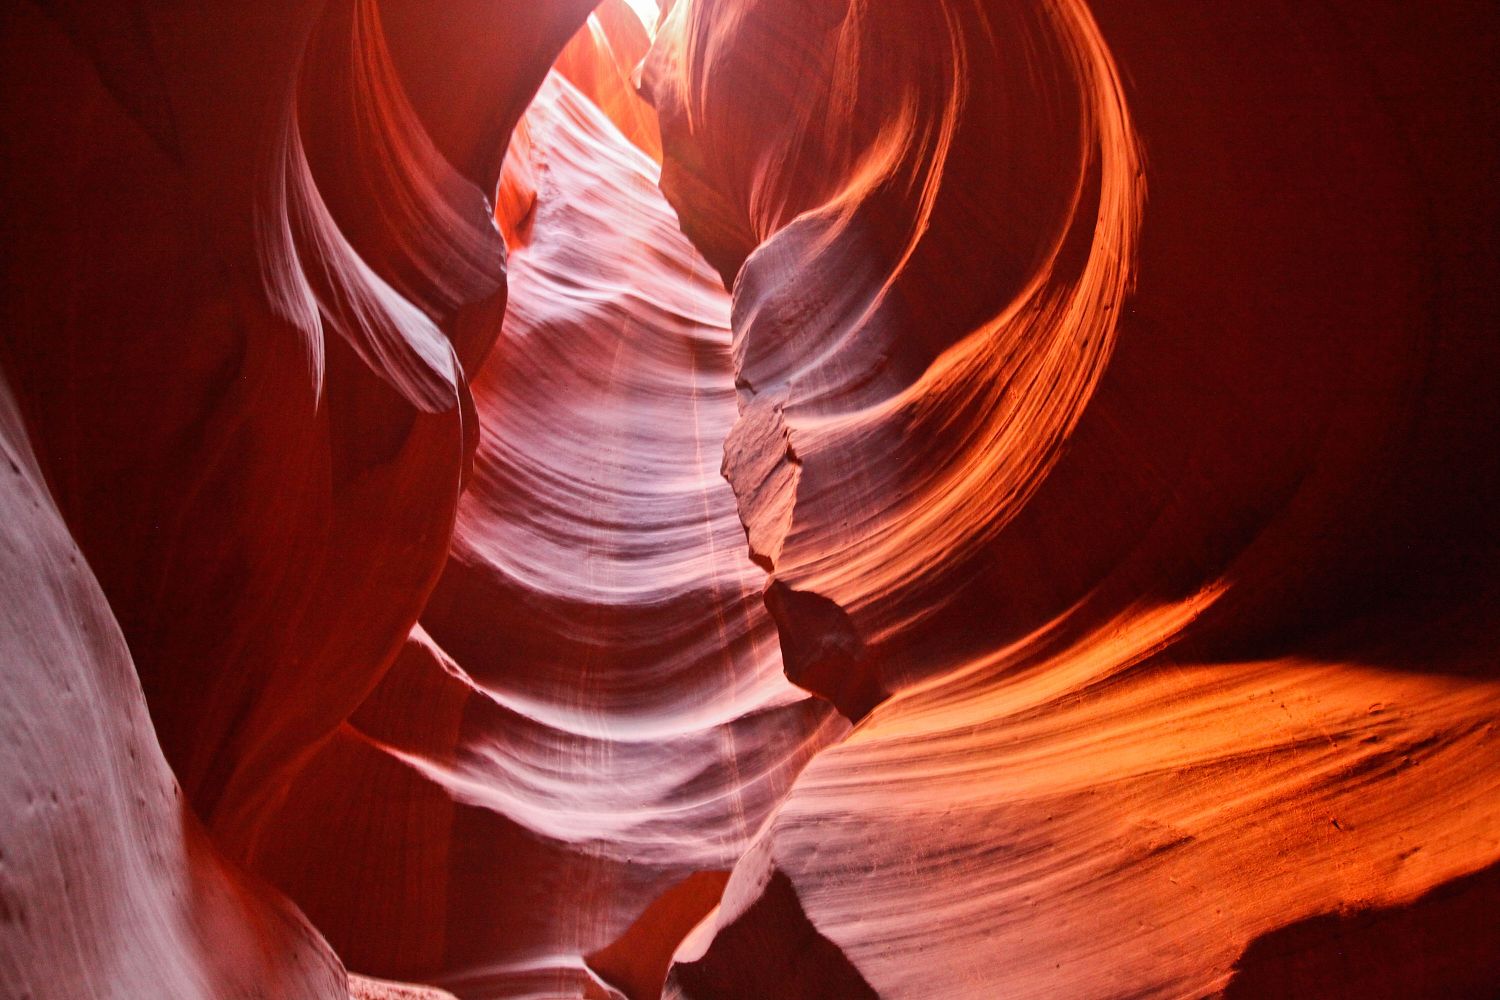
xmin=2 ymin=0 xmax=1498 ymax=998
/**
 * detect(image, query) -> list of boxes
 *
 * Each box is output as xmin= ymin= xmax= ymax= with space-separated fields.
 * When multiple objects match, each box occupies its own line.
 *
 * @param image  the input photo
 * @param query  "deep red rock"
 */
xmin=3 ymin=1 xmax=1499 ymax=997
xmin=644 ymin=1 xmax=1500 ymax=996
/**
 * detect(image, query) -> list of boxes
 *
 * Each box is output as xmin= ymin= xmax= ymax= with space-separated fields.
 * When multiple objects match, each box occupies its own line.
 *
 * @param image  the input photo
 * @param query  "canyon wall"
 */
xmin=2 ymin=0 xmax=1499 ymax=998
xmin=0 ymin=0 xmax=586 ymax=994
xmin=644 ymin=1 xmax=1500 ymax=996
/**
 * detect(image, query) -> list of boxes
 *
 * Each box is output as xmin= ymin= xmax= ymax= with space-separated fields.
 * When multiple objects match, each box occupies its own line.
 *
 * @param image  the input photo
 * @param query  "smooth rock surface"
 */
xmin=2 ymin=1 xmax=1498 ymax=997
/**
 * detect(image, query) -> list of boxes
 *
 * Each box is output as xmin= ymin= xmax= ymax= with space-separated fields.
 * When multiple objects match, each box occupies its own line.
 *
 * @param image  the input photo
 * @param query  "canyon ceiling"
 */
xmin=2 ymin=1 xmax=1499 ymax=998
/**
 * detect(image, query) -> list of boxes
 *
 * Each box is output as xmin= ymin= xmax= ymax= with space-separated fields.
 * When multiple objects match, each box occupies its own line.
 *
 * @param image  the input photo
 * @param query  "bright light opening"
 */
xmin=620 ymin=0 xmax=661 ymax=37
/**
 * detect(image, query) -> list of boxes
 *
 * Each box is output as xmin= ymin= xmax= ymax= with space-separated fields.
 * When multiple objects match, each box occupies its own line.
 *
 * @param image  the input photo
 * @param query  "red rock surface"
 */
xmin=253 ymin=60 xmax=840 ymax=997
xmin=0 ymin=363 xmax=348 ymax=999
xmin=2 ymin=0 xmax=1499 ymax=998
xmin=644 ymin=1 xmax=1500 ymax=997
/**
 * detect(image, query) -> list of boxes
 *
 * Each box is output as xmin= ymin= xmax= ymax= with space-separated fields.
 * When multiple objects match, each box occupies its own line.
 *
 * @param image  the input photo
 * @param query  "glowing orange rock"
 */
xmin=643 ymin=0 xmax=1500 ymax=996
xmin=2 ymin=0 xmax=1498 ymax=996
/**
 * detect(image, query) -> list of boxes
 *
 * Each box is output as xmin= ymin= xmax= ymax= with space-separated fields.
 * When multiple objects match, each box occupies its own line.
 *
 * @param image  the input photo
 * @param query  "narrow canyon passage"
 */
xmin=253 ymin=31 xmax=842 ymax=998
xmin=2 ymin=1 xmax=1500 ymax=999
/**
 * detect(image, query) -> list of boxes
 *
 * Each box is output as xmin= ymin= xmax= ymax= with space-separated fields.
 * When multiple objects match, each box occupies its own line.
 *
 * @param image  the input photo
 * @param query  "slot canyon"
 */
xmin=2 ymin=0 xmax=1499 ymax=997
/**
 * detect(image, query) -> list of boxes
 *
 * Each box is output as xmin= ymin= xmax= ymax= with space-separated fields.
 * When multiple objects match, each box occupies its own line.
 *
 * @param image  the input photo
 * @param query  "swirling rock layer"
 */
xmin=645 ymin=1 xmax=1500 ymax=996
xmin=252 ymin=42 xmax=839 ymax=1000
xmin=2 ymin=1 xmax=1499 ymax=998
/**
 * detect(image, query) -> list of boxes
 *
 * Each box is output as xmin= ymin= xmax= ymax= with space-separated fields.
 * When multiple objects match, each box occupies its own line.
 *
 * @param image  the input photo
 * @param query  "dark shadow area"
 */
xmin=763 ymin=581 xmax=889 ymax=723
xmin=1225 ymin=861 xmax=1500 ymax=999
xmin=669 ymin=869 xmax=879 ymax=1000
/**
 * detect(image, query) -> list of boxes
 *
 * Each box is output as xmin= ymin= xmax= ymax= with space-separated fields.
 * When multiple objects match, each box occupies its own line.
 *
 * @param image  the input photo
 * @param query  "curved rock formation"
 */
xmin=0 ymin=0 xmax=584 ymax=994
xmin=3 ymin=0 xmax=1499 ymax=997
xmin=0 ymin=368 xmax=351 ymax=999
xmin=644 ymin=1 xmax=1500 ymax=996
xmin=253 ymin=56 xmax=841 ymax=995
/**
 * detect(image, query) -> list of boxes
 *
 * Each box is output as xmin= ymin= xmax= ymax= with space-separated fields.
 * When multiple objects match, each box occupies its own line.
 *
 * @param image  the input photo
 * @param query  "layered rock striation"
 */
xmin=645 ymin=1 xmax=1500 ymax=996
xmin=2 ymin=1 xmax=1499 ymax=998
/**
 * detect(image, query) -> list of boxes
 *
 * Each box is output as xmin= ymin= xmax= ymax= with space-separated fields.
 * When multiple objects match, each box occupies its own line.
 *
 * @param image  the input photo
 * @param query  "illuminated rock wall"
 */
xmin=2 ymin=1 xmax=1497 ymax=998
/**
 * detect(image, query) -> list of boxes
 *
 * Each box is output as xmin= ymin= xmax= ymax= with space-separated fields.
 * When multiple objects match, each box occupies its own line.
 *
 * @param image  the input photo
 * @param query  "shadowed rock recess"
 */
xmin=1 ymin=1 xmax=1498 ymax=998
